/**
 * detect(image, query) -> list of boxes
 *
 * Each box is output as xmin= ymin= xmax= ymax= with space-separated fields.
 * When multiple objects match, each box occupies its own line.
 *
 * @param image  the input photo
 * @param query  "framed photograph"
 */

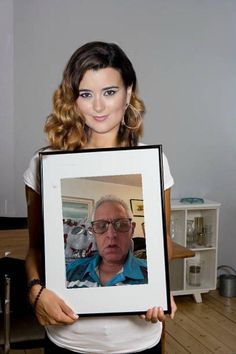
xmin=130 ymin=199 xmax=144 ymax=217
xmin=40 ymin=145 xmax=170 ymax=316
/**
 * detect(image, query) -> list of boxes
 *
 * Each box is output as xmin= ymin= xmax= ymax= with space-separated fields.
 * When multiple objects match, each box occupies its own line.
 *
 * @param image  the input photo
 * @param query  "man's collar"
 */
xmin=79 ymin=251 xmax=146 ymax=281
xmin=80 ymin=253 xmax=101 ymax=280
xmin=122 ymin=251 xmax=146 ymax=280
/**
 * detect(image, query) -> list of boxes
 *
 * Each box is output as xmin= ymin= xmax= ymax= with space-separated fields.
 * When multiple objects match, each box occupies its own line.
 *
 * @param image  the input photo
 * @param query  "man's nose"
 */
xmin=93 ymin=95 xmax=105 ymax=113
xmin=106 ymin=223 xmax=117 ymax=238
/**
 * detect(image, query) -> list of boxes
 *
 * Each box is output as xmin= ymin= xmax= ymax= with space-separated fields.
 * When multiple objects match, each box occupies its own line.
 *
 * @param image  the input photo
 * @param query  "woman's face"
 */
xmin=76 ymin=67 xmax=132 ymax=146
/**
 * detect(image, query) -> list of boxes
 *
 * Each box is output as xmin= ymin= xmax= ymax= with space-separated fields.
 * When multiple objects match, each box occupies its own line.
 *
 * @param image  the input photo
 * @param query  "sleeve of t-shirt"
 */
xmin=23 ymin=152 xmax=40 ymax=194
xmin=162 ymin=153 xmax=174 ymax=190
xmin=23 ymin=147 xmax=174 ymax=194
xmin=138 ymin=143 xmax=174 ymax=190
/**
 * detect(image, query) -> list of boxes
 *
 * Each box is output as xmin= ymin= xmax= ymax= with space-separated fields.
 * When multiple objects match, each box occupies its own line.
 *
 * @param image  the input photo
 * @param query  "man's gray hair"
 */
xmin=92 ymin=195 xmax=133 ymax=221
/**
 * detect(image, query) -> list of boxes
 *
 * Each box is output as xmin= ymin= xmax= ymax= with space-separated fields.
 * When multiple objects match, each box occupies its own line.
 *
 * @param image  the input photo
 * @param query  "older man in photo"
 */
xmin=66 ymin=195 xmax=148 ymax=288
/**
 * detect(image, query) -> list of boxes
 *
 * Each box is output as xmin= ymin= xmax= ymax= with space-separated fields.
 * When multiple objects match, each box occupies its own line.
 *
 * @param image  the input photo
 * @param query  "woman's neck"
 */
xmin=84 ymin=131 xmax=120 ymax=149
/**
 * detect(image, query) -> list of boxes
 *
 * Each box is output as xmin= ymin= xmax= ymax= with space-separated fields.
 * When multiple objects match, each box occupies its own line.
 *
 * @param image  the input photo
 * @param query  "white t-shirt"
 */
xmin=23 ymin=147 xmax=174 ymax=354
xmin=23 ymin=149 xmax=174 ymax=195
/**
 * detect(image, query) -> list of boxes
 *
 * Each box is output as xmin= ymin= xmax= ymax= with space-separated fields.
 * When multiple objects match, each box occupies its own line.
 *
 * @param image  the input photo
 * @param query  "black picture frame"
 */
xmin=40 ymin=145 xmax=170 ymax=316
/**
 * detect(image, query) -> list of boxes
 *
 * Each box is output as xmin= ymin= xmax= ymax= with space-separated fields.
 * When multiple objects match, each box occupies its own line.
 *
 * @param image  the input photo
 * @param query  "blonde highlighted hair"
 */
xmin=44 ymin=41 xmax=145 ymax=150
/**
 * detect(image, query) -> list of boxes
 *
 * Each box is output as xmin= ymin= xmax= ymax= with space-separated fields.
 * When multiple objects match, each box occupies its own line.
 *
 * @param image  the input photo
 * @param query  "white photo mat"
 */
xmin=40 ymin=145 xmax=170 ymax=316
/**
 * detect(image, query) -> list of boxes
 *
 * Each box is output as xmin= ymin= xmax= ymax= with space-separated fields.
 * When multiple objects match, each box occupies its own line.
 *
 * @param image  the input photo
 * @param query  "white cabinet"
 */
xmin=170 ymin=199 xmax=220 ymax=303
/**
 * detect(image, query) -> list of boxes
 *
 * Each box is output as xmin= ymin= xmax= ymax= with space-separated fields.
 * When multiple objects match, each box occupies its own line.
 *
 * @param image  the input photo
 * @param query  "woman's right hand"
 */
xmin=29 ymin=286 xmax=78 ymax=326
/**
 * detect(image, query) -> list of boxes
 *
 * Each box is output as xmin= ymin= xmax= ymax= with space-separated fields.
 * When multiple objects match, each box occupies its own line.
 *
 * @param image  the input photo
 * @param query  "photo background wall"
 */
xmin=61 ymin=176 xmax=145 ymax=237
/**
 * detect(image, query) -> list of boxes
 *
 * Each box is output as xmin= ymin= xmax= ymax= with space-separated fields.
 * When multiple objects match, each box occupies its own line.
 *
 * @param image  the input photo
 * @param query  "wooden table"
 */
xmin=172 ymin=241 xmax=195 ymax=260
xmin=0 ymin=229 xmax=29 ymax=259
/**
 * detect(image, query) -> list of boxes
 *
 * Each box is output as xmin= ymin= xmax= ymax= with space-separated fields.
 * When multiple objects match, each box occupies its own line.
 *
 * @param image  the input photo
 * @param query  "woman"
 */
xmin=24 ymin=41 xmax=176 ymax=354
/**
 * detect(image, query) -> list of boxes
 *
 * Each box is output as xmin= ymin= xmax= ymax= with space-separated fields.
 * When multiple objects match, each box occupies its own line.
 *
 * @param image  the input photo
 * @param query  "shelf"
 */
xmin=188 ymin=246 xmax=216 ymax=252
xmin=172 ymin=242 xmax=195 ymax=259
xmin=171 ymin=199 xmax=221 ymax=210
xmin=170 ymin=199 xmax=220 ymax=302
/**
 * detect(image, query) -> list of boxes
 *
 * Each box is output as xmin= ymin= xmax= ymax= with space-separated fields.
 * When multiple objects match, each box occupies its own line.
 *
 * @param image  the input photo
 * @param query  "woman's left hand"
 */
xmin=140 ymin=306 xmax=165 ymax=323
xmin=140 ymin=292 xmax=177 ymax=323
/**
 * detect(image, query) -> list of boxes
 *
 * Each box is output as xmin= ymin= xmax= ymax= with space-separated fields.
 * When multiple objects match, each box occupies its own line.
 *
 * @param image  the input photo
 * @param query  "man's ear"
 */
xmin=131 ymin=222 xmax=136 ymax=235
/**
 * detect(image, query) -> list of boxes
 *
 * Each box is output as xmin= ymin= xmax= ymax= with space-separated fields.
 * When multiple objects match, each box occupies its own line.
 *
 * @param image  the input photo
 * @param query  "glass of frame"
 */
xmin=40 ymin=145 xmax=170 ymax=316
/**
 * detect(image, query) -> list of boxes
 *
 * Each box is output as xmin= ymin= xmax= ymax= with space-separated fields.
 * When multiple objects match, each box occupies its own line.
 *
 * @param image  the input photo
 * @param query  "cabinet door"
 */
xmin=170 ymin=210 xmax=186 ymax=245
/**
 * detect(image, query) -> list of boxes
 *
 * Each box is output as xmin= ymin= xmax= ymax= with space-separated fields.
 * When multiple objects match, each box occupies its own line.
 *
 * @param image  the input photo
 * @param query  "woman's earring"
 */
xmin=122 ymin=103 xmax=142 ymax=130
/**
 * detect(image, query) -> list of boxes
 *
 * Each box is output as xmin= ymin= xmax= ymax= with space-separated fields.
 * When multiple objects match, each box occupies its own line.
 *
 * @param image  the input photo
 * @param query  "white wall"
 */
xmin=1 ymin=0 xmax=236 ymax=269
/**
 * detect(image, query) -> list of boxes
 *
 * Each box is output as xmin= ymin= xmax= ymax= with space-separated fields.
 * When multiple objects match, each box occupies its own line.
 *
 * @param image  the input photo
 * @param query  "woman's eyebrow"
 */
xmin=78 ymin=88 xmax=92 ymax=92
xmin=102 ymin=86 xmax=119 ymax=91
xmin=78 ymin=86 xmax=119 ymax=93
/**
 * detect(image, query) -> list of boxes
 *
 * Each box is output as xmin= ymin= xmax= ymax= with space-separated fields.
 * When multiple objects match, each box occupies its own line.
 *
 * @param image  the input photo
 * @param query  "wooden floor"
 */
xmin=165 ymin=290 xmax=236 ymax=354
xmin=6 ymin=290 xmax=236 ymax=354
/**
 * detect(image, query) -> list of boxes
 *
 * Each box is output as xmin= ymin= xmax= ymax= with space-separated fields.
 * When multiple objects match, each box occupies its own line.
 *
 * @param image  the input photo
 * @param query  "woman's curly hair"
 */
xmin=44 ymin=41 xmax=145 ymax=150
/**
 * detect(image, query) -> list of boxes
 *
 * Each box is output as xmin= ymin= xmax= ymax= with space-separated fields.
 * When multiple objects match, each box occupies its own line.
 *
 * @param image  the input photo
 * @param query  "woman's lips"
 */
xmin=93 ymin=115 xmax=109 ymax=122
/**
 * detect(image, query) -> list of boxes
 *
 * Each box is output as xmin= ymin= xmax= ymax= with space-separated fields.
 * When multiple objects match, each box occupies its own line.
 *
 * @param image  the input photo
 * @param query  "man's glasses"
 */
xmin=91 ymin=218 xmax=132 ymax=234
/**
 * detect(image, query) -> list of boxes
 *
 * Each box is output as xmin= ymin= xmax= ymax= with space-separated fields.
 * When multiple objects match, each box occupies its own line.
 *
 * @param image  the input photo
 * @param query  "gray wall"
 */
xmin=1 ymin=0 xmax=236 ymax=269
xmin=0 ymin=0 xmax=14 ymax=214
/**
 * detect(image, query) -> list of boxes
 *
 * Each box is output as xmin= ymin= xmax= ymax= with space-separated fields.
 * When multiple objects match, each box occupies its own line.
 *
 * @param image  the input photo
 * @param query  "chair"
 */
xmin=0 ymin=217 xmax=45 ymax=354
xmin=132 ymin=237 xmax=146 ymax=252
xmin=132 ymin=237 xmax=147 ymax=259
xmin=0 ymin=257 xmax=45 ymax=353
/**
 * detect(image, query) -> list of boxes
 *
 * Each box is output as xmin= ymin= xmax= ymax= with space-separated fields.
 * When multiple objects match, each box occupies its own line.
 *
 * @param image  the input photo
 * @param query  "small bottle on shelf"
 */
xmin=204 ymin=225 xmax=213 ymax=247
xmin=189 ymin=265 xmax=201 ymax=286
xmin=194 ymin=216 xmax=208 ymax=247
xmin=197 ymin=231 xmax=206 ymax=246
xmin=186 ymin=220 xmax=194 ymax=247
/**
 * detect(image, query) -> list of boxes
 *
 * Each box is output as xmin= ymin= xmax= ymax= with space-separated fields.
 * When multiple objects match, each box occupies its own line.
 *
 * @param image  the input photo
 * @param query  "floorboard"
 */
xmin=166 ymin=290 xmax=236 ymax=354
